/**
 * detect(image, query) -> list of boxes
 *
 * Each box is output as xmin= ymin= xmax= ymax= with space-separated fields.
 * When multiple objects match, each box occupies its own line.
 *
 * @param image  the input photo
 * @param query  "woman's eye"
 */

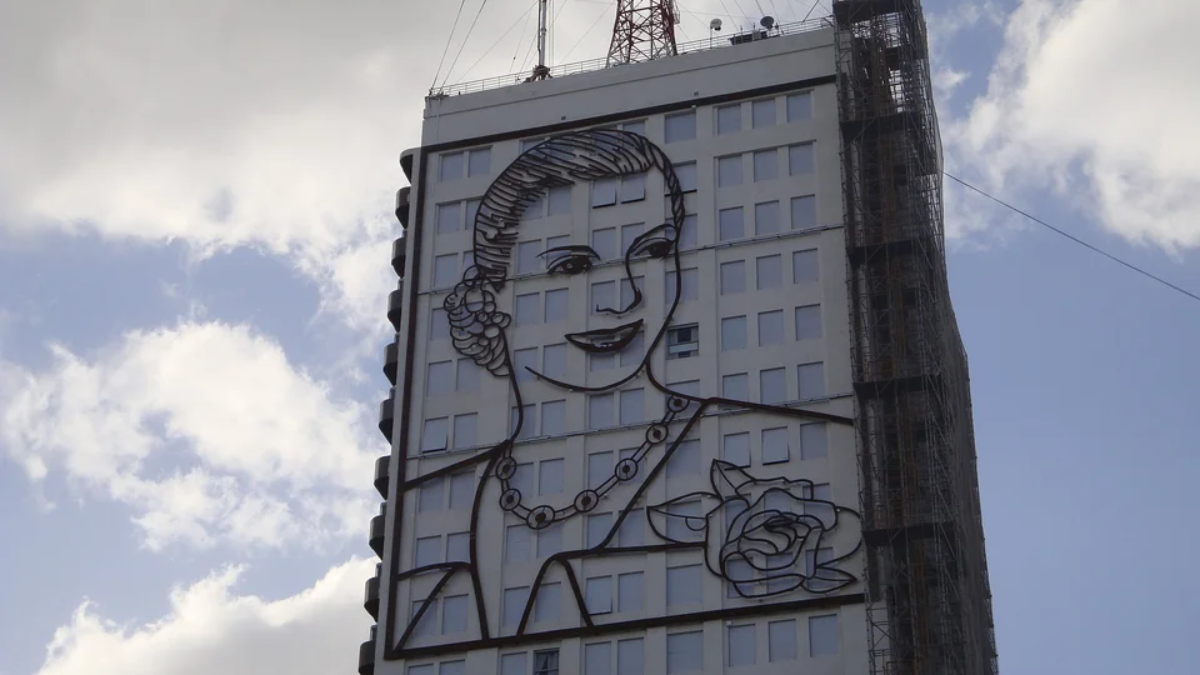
xmin=631 ymin=238 xmax=675 ymax=260
xmin=546 ymin=255 xmax=594 ymax=275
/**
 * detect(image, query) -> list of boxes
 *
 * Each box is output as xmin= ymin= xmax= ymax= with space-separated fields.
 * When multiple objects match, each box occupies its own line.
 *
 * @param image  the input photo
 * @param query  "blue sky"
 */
xmin=1 ymin=1 xmax=1197 ymax=674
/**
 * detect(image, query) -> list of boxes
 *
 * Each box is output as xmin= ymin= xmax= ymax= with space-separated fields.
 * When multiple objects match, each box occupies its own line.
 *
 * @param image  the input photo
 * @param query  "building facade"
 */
xmin=363 ymin=3 xmax=996 ymax=675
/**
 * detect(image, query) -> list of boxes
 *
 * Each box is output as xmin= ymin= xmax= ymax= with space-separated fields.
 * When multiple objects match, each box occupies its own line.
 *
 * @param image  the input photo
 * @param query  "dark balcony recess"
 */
xmin=363 ymin=576 xmax=380 ymax=620
xmin=378 ymin=393 xmax=395 ymax=444
xmin=395 ymin=186 xmax=410 ymax=229
xmin=383 ymin=340 xmax=399 ymax=385
xmin=373 ymin=455 xmax=390 ymax=498
xmin=387 ymin=287 xmax=404 ymax=332
xmin=358 ymin=638 xmax=376 ymax=675
xmin=399 ymin=149 xmax=415 ymax=181
xmin=391 ymin=238 xmax=407 ymax=278
xmin=369 ymin=514 xmax=385 ymax=557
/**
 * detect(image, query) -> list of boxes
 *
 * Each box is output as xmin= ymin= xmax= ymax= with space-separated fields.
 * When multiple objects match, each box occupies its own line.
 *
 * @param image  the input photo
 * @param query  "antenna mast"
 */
xmin=607 ymin=0 xmax=680 ymax=66
xmin=528 ymin=0 xmax=552 ymax=81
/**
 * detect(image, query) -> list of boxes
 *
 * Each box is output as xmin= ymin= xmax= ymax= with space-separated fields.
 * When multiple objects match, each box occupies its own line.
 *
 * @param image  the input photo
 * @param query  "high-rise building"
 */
xmin=363 ymin=2 xmax=997 ymax=675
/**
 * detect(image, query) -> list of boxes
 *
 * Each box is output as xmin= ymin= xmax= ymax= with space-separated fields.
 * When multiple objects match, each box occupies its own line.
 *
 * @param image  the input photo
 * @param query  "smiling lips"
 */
xmin=565 ymin=320 xmax=644 ymax=354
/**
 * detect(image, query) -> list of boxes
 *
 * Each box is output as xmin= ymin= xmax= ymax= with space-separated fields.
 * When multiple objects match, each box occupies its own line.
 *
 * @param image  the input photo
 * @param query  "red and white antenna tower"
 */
xmin=606 ymin=0 xmax=680 ymax=66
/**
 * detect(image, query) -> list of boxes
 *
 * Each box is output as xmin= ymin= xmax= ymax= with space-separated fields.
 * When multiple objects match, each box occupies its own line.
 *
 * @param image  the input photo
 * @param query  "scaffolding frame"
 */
xmin=832 ymin=1 xmax=998 ymax=674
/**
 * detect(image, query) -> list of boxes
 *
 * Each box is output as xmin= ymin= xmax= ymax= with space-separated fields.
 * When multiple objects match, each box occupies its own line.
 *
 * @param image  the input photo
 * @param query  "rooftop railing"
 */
xmin=429 ymin=15 xmax=836 ymax=99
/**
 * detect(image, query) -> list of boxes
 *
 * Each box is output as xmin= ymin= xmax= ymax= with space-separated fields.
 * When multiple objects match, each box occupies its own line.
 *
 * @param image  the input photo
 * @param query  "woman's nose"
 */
xmin=598 ymin=276 xmax=643 ymax=315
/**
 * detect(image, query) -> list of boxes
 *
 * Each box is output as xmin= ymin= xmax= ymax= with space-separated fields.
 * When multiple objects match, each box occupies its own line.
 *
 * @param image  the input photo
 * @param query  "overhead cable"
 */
xmin=432 ymin=0 xmax=471 ymax=90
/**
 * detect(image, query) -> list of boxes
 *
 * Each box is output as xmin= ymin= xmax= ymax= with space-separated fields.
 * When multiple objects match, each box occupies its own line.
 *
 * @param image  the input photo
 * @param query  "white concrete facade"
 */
xmin=376 ymin=26 xmax=868 ymax=675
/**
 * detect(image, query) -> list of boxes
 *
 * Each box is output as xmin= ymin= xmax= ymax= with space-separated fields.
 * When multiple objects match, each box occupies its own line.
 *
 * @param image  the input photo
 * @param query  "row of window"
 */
xmin=663 ymin=91 xmax=814 ymax=144
xmin=720 ymin=304 xmax=823 ymax=351
xmin=716 ymin=142 xmax=815 ymax=188
xmin=718 ymin=196 xmax=818 ymax=240
xmin=405 ymin=614 xmax=837 ymax=675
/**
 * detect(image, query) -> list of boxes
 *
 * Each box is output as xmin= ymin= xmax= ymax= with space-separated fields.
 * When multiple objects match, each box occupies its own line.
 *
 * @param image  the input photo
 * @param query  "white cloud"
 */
xmin=34 ymin=558 xmax=375 ymax=675
xmin=946 ymin=0 xmax=1200 ymax=250
xmin=0 ymin=321 xmax=378 ymax=551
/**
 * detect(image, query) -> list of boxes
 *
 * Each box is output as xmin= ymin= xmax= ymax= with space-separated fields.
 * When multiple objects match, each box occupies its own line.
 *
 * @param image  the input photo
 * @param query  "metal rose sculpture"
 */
xmin=648 ymin=461 xmax=862 ymax=598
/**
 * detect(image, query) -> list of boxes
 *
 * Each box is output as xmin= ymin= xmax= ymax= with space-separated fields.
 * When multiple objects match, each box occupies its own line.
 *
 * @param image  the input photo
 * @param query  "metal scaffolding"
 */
xmin=832 ymin=1 xmax=998 ymax=674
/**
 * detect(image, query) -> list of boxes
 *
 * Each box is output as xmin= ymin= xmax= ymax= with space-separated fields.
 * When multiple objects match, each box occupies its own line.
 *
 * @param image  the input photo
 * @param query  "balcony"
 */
xmin=383 ymin=340 xmax=398 ymax=386
xmin=378 ymin=389 xmax=395 ymax=443
xmin=399 ymin=149 xmax=415 ymax=181
xmin=358 ymin=631 xmax=376 ymax=675
xmin=373 ymin=455 xmax=390 ymax=498
xmin=363 ymin=575 xmax=380 ymax=620
xmin=391 ymin=238 xmax=407 ymax=278
xmin=369 ymin=512 xmax=385 ymax=557
xmin=394 ymin=186 xmax=410 ymax=229
xmin=387 ymin=284 xmax=404 ymax=332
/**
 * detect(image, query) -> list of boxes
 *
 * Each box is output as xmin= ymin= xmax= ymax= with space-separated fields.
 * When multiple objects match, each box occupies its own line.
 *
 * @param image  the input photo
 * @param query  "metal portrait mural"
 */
xmin=389 ymin=129 xmax=862 ymax=656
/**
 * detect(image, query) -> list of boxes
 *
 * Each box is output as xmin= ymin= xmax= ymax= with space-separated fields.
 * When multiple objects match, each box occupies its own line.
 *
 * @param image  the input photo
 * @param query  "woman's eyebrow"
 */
xmin=628 ymin=224 xmax=678 ymax=248
xmin=537 ymin=245 xmax=600 ymax=259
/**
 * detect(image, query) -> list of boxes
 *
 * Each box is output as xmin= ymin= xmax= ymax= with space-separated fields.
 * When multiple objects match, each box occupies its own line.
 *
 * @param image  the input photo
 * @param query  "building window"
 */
xmin=465 ymin=199 xmax=481 ymax=228
xmin=762 ymin=427 xmax=789 ymax=464
xmin=800 ymin=423 xmax=828 ymax=459
xmin=584 ymin=643 xmax=610 ymax=675
xmin=455 ymin=358 xmax=480 ymax=391
xmin=793 ymin=249 xmax=819 ymax=283
xmin=618 ymin=513 xmax=645 ymax=548
xmin=619 ymin=388 xmax=644 ymax=425
xmin=446 ymin=532 xmax=469 ymax=562
xmin=544 ymin=288 xmax=568 ymax=322
xmin=667 ymin=324 xmax=699 ymax=359
xmin=757 ymin=254 xmax=782 ymax=290
xmin=798 ymin=362 xmax=825 ymax=399
xmin=590 ymin=281 xmax=615 ymax=315
xmin=720 ymin=261 xmax=745 ymax=295
xmin=585 ymin=576 xmax=613 ymax=614
xmin=667 ymin=631 xmax=704 ymax=673
xmin=619 ymin=274 xmax=643 ymax=311
xmin=541 ymin=400 xmax=566 ymax=436
xmin=467 ymin=147 xmax=491 ymax=177
xmin=415 ymin=535 xmax=441 ymax=568
xmin=665 ymin=111 xmax=697 ymax=143
xmin=752 ymin=98 xmax=776 ymax=127
xmin=792 ymin=195 xmax=817 ymax=230
xmin=806 ymin=483 xmax=833 ymax=519
xmin=452 ymin=413 xmax=477 ymax=449
xmin=618 ymin=639 xmax=644 ymax=674
xmin=717 ymin=155 xmax=742 ymax=187
xmin=430 ymin=307 xmax=449 ymax=340
xmin=521 ymin=137 xmax=544 ymax=153
xmin=515 ymin=293 xmax=540 ymax=326
xmin=588 ymin=393 xmax=614 ymax=429
xmin=517 ymin=240 xmax=541 ymax=274
xmin=680 ymin=214 xmax=698 ymax=248
xmin=514 ymin=347 xmax=537 ymax=383
xmin=537 ymin=523 xmax=563 ymax=558
xmin=622 ymin=119 xmax=647 ymax=135
xmin=547 ymin=185 xmax=571 ymax=215
xmin=620 ymin=332 xmax=645 ymax=367
xmin=511 ymin=462 xmax=534 ymax=497
xmin=674 ymin=162 xmax=698 ymax=192
xmin=440 ymin=661 xmax=466 ymax=675
xmin=666 ymin=564 xmax=703 ymax=605
xmin=795 ymin=304 xmax=822 ymax=340
xmin=587 ymin=512 xmax=613 ymax=548
xmin=588 ymin=452 xmax=613 ymax=490
xmin=665 ymin=500 xmax=702 ymax=541
xmin=809 ymin=615 xmax=839 ymax=657
xmin=408 ymin=665 xmax=433 ymax=675
xmin=590 ymin=351 xmax=615 ymax=372
xmin=500 ymin=653 xmax=527 ymax=675
xmin=505 ymin=524 xmax=531 ymax=562
xmin=533 ymin=649 xmax=560 ymax=675
xmin=716 ymin=104 xmax=742 ymax=135
xmin=721 ymin=315 xmax=747 ymax=352
xmin=718 ymin=206 xmax=744 ymax=241
xmin=533 ymin=583 xmax=561 ymax=623
xmin=760 ymin=368 xmax=787 ymax=404
xmin=442 ymin=595 xmax=468 ymax=634
xmin=787 ymin=91 xmax=813 ymax=122
xmin=753 ymin=149 xmax=778 ymax=182
xmin=618 ymin=571 xmax=644 ymax=612
xmin=620 ymin=174 xmax=647 ymax=203
xmin=421 ymin=417 xmax=449 ymax=453
xmin=418 ymin=477 xmax=444 ymax=512
xmin=436 ymin=202 xmax=461 ymax=235
xmin=427 ymin=361 xmax=453 ymax=395
xmin=805 ymin=547 xmax=837 ymax=591
xmin=592 ymin=178 xmax=618 ymax=208
xmin=542 ymin=343 xmax=567 ymax=378
xmin=768 ymin=619 xmax=798 ymax=661
xmin=502 ymin=588 xmax=529 ymax=626
xmin=410 ymin=599 xmax=438 ymax=638
xmin=511 ymin=404 xmax=537 ymax=440
xmin=789 ymin=142 xmax=815 ymax=175
xmin=433 ymin=254 xmax=458 ymax=288
xmin=755 ymin=200 xmax=780 ymax=235
xmin=667 ymin=380 xmax=701 ymax=416
xmin=449 ymin=472 xmax=474 ymax=509
xmin=666 ymin=268 xmax=699 ymax=305
xmin=666 ymin=439 xmax=701 ymax=478
xmin=439 ymin=152 xmax=464 ymax=182
xmin=723 ymin=432 xmax=750 ymax=467
xmin=758 ymin=310 xmax=784 ymax=346
xmin=539 ymin=459 xmax=564 ymax=495
xmin=591 ymin=227 xmax=617 ymax=260
xmin=620 ymin=223 xmax=644 ymax=252
xmin=728 ymin=624 xmax=756 ymax=666
xmin=722 ymin=373 xmax=749 ymax=404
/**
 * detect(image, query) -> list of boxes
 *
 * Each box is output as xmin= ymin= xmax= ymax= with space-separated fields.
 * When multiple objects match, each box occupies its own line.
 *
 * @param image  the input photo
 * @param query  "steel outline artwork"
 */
xmin=387 ymin=128 xmax=863 ymax=658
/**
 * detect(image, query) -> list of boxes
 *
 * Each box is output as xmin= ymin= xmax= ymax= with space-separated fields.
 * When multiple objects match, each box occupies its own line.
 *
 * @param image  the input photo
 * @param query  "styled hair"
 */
xmin=444 ymin=128 xmax=686 ymax=376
